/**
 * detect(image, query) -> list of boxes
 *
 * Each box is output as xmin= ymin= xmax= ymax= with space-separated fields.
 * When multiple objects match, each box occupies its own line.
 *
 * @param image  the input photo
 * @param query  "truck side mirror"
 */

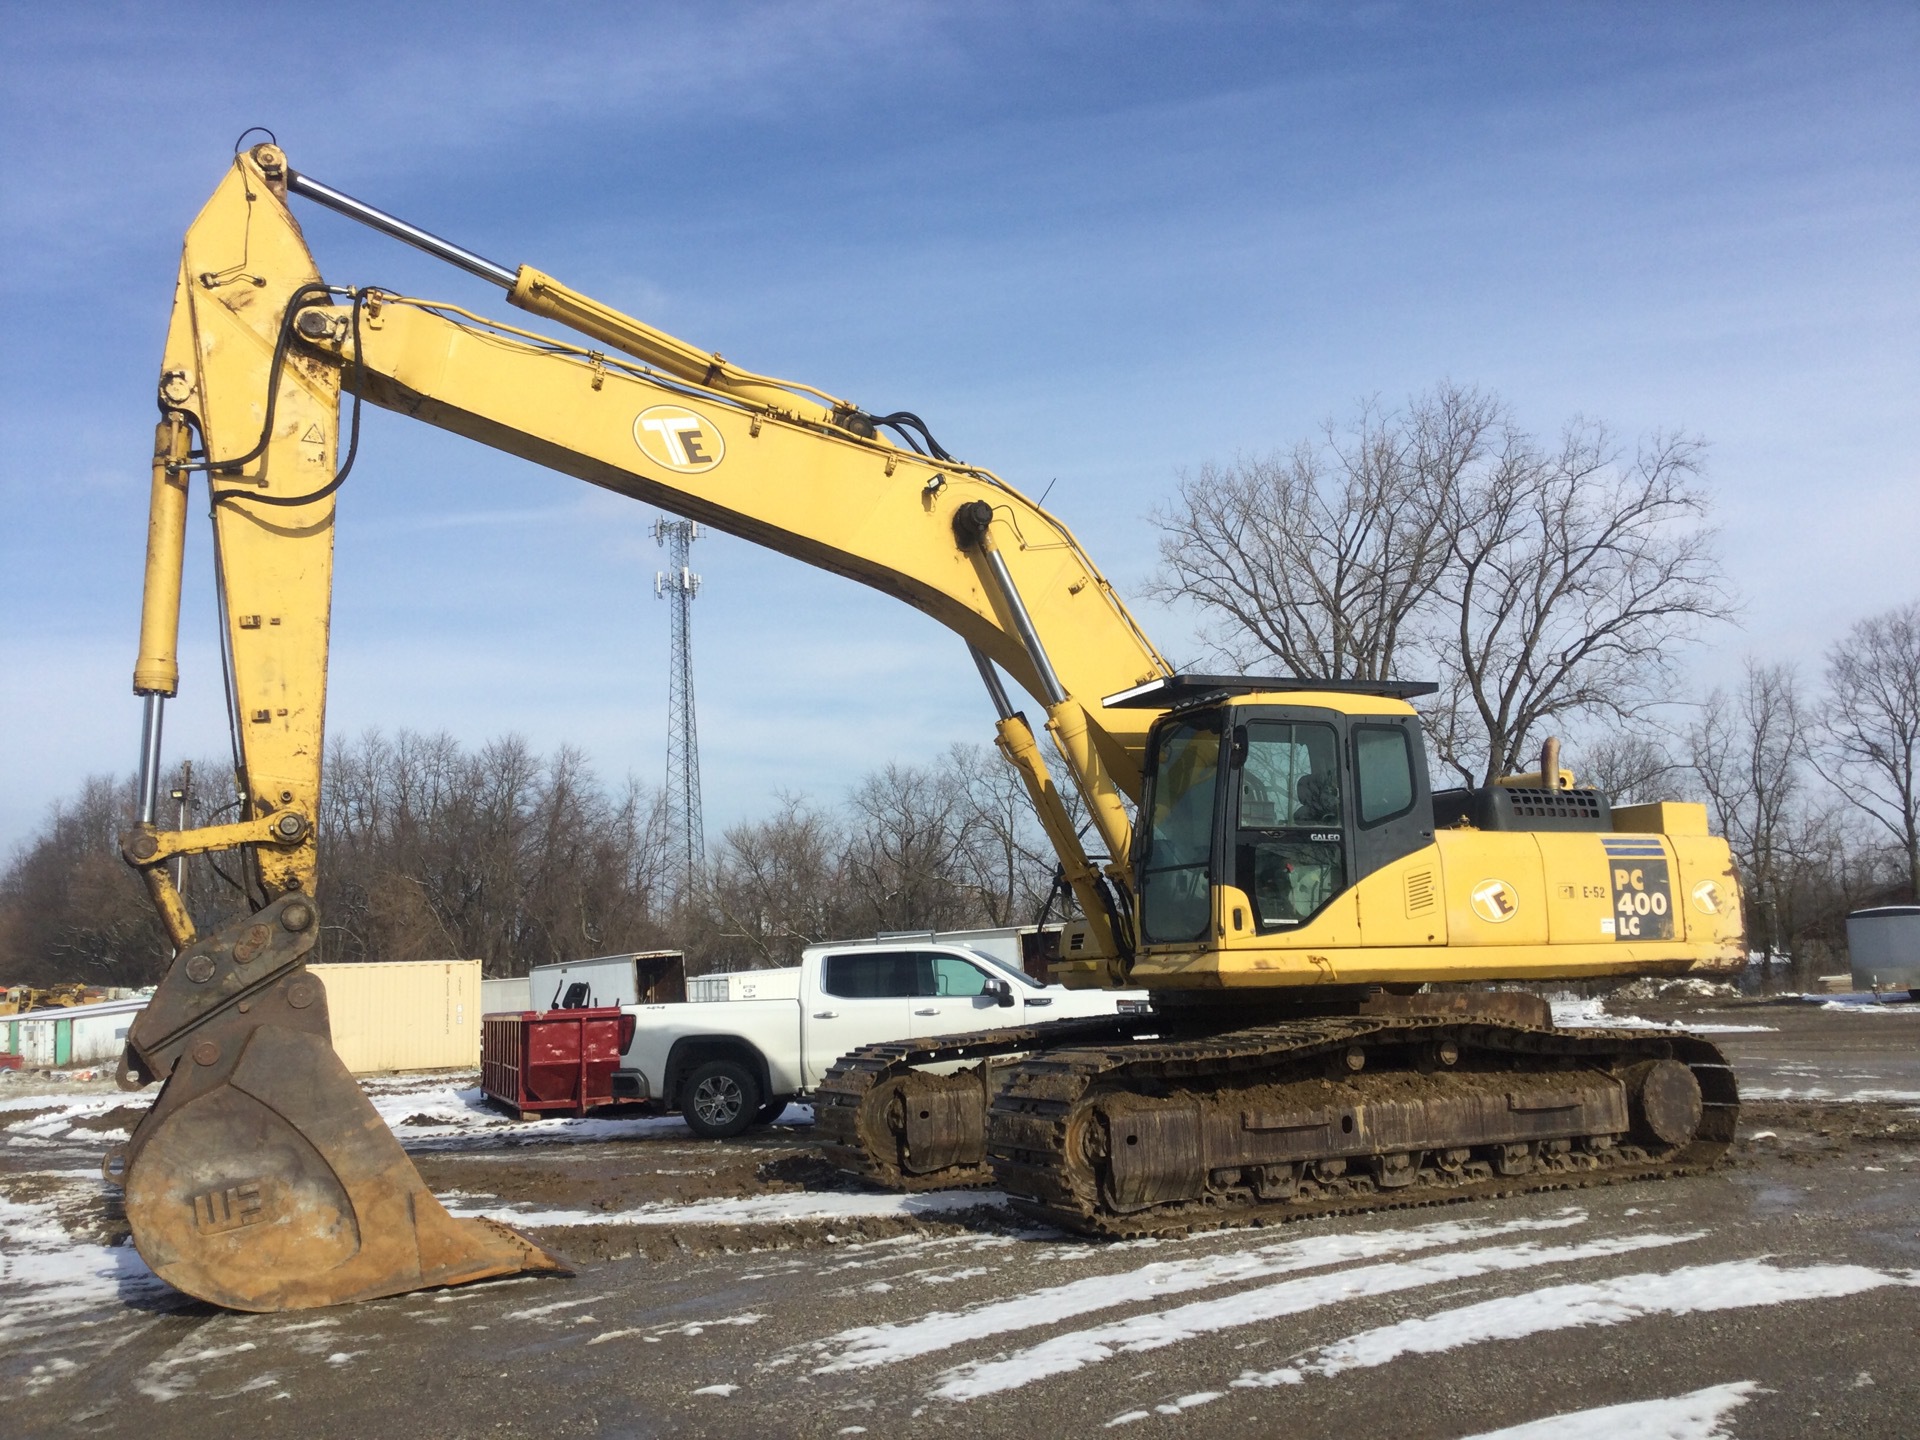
xmin=986 ymin=977 xmax=1016 ymax=1008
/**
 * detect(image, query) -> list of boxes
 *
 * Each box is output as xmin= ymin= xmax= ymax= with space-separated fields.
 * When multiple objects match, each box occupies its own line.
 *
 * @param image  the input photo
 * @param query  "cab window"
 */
xmin=1139 ymin=717 xmax=1222 ymax=944
xmin=820 ymin=952 xmax=918 ymax=998
xmin=1235 ymin=721 xmax=1345 ymax=930
xmin=923 ymin=954 xmax=990 ymax=997
xmin=1355 ymin=725 xmax=1415 ymax=825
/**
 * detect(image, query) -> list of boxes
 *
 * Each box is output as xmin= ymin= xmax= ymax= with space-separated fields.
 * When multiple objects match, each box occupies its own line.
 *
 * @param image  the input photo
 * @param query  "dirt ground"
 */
xmin=2 ymin=997 xmax=1916 ymax=1438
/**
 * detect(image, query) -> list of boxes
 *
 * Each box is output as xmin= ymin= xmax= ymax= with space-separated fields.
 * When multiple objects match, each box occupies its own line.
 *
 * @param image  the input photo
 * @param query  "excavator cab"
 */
xmin=1124 ymin=678 xmax=1440 ymax=950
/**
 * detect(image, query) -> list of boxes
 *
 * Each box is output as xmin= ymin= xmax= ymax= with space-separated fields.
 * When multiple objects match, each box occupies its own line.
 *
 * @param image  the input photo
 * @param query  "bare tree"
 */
xmin=0 ymin=775 xmax=168 ymax=986
xmin=703 ymin=794 xmax=849 ymax=971
xmin=1150 ymin=385 xmax=1501 ymax=681
xmin=945 ymin=741 xmax=1059 ymax=926
xmin=843 ymin=761 xmax=977 ymax=933
xmin=1436 ymin=424 xmax=1729 ymax=784
xmin=1576 ymin=731 xmax=1684 ymax=806
xmin=1690 ymin=661 xmax=1809 ymax=961
xmin=1816 ymin=602 xmax=1920 ymax=899
xmin=1154 ymin=388 xmax=1730 ymax=787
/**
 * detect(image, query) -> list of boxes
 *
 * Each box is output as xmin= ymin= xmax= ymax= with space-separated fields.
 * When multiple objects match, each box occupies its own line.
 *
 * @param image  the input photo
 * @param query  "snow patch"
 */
xmin=451 ymin=1189 xmax=1009 ymax=1229
xmin=1453 ymin=1381 xmax=1761 ymax=1440
xmin=1549 ymin=998 xmax=1772 ymax=1033
xmin=1237 ymin=1261 xmax=1920 ymax=1386
xmin=930 ymin=1229 xmax=1700 ymax=1401
xmin=0 ymin=1192 xmax=179 ymax=1344
xmin=804 ymin=1211 xmax=1590 ymax=1376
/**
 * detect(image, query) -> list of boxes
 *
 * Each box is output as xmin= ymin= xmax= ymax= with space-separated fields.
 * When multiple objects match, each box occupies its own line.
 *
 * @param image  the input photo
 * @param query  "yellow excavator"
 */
xmin=113 ymin=142 xmax=1742 ymax=1310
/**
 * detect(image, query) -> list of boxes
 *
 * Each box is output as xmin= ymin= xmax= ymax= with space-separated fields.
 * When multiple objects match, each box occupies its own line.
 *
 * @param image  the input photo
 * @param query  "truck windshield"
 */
xmin=1139 ymin=716 xmax=1221 ymax=944
xmin=968 ymin=949 xmax=1044 ymax=988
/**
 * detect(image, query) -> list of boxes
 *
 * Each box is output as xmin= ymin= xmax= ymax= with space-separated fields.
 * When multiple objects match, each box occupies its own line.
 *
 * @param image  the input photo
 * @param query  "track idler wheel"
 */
xmin=1626 ymin=1057 xmax=1705 ymax=1149
xmin=113 ymin=895 xmax=567 ymax=1312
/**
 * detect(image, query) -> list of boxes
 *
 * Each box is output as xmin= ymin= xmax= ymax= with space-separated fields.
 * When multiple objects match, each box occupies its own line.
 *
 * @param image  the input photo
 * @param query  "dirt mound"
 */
xmin=1612 ymin=977 xmax=1740 ymax=1003
xmin=66 ymin=1104 xmax=149 ymax=1134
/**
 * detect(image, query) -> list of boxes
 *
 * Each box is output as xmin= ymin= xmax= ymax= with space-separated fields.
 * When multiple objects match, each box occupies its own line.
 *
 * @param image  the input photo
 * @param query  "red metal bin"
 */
xmin=482 ymin=1007 xmax=636 ymax=1119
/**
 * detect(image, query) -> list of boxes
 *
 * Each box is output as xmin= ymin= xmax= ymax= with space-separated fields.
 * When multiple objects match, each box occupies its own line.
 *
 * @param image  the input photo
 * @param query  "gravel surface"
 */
xmin=1 ymin=1000 xmax=1915 ymax=1438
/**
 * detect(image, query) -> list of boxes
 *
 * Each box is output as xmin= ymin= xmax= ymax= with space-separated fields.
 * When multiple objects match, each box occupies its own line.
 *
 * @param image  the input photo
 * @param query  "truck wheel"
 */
xmin=681 ymin=1059 xmax=760 ymax=1139
xmin=757 ymin=1095 xmax=792 ymax=1125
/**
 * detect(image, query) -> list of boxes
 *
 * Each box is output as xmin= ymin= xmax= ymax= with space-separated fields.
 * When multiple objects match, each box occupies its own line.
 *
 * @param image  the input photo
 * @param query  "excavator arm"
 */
xmin=115 ymin=144 xmax=1170 ymax=1311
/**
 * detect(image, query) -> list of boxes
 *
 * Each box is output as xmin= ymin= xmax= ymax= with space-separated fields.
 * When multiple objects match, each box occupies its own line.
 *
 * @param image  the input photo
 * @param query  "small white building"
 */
xmin=2 ymin=996 xmax=149 ymax=1068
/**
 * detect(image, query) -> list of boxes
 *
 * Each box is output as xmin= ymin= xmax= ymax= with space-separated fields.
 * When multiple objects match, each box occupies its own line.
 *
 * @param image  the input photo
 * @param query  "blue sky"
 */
xmin=2 ymin=1 xmax=1915 ymax=851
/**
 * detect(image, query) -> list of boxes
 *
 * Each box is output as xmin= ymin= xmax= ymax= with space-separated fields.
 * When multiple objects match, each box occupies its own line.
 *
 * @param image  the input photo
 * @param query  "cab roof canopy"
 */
xmin=1101 ymin=674 xmax=1440 ymax=709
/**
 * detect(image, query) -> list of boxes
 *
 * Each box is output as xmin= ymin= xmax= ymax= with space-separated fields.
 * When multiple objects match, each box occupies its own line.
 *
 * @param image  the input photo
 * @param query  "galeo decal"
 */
xmin=1603 ymin=836 xmax=1674 ymax=941
xmin=1469 ymin=878 xmax=1518 ymax=924
xmin=634 ymin=405 xmax=724 ymax=474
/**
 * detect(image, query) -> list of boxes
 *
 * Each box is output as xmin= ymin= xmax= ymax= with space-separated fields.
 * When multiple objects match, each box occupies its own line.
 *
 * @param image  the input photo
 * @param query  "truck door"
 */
xmin=908 ymin=951 xmax=1014 ymax=1040
xmin=803 ymin=950 xmax=918 ymax=1089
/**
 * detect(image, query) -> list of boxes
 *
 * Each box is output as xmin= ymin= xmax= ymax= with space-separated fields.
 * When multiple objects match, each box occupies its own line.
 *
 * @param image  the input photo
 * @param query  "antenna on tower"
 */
xmin=654 ymin=517 xmax=704 ymax=899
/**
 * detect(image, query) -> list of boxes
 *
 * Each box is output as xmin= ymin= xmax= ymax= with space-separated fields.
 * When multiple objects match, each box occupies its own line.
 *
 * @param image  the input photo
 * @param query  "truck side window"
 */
xmin=921 ymin=954 xmax=990 ymax=997
xmin=821 ymin=952 xmax=919 ymax=998
xmin=1355 ymin=725 xmax=1415 ymax=825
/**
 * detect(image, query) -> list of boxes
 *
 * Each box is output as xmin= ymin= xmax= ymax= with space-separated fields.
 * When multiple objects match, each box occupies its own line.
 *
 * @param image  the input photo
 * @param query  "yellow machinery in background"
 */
xmin=1 ymin=984 xmax=95 ymax=1015
xmin=113 ymin=144 xmax=1742 ymax=1309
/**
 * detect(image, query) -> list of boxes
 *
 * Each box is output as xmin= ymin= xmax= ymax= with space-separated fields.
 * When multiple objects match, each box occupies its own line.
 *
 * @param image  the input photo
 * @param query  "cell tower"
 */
xmin=654 ymin=517 xmax=704 ymax=897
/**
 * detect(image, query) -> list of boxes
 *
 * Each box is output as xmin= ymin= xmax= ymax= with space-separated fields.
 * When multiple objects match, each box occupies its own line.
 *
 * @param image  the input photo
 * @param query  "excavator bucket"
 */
xmin=112 ymin=894 xmax=568 ymax=1311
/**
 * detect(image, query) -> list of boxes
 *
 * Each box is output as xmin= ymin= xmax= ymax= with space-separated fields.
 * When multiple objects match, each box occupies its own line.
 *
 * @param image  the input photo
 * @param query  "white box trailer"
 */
xmin=1847 ymin=906 xmax=1920 ymax=993
xmin=518 ymin=950 xmax=687 ymax=1012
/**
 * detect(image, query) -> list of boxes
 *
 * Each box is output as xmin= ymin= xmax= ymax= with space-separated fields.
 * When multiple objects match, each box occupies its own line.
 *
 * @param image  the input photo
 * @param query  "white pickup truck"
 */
xmin=612 ymin=935 xmax=1148 ymax=1137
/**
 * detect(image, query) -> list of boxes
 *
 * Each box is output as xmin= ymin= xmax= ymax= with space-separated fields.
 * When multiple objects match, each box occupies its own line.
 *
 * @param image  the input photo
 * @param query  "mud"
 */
xmin=64 ymin=1103 xmax=148 ymax=1134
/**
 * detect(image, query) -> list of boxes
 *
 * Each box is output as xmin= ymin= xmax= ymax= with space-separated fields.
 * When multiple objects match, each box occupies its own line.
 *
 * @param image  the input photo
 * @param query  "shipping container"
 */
xmin=306 ymin=960 xmax=482 ymax=1073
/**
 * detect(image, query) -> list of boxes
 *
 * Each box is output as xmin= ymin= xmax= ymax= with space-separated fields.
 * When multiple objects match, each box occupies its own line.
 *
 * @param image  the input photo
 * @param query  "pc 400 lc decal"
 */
xmin=1602 ymin=836 xmax=1674 ymax=941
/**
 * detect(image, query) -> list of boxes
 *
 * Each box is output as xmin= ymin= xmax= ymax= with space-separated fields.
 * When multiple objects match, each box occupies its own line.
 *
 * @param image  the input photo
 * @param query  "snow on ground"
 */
xmin=928 ymin=1228 xmax=1704 ymax=1402
xmin=1235 ymin=1260 xmax=1920 ymax=1386
xmin=450 ymin=1188 xmax=1010 ymax=1230
xmin=799 ymin=1211 xmax=1591 ymax=1376
xmin=0 ymin=1190 xmax=182 ymax=1350
xmin=1548 ymin=997 xmax=1774 ymax=1033
xmin=1449 ymin=1381 xmax=1761 ymax=1440
xmin=0 ymin=1068 xmax=814 ymax=1153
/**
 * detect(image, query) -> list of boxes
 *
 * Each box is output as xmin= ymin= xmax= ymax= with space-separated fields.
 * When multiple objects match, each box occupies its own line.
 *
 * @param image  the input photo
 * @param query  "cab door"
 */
xmin=802 ymin=950 xmax=916 ymax=1088
xmin=907 ymin=951 xmax=1016 ymax=1039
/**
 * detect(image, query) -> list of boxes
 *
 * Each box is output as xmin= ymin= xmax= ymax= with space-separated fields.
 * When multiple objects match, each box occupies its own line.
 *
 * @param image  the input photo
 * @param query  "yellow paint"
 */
xmin=1612 ymin=801 xmax=1710 ymax=836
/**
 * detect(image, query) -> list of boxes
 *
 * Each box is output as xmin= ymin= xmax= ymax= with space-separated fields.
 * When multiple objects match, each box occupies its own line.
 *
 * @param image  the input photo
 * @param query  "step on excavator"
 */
xmin=112 ymin=142 xmax=1743 ymax=1309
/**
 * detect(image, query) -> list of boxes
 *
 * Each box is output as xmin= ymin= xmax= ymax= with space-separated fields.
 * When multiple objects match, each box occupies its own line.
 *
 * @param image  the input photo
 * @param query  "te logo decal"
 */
xmin=634 ymin=405 xmax=725 ymax=473
xmin=1470 ymin=878 xmax=1519 ymax=924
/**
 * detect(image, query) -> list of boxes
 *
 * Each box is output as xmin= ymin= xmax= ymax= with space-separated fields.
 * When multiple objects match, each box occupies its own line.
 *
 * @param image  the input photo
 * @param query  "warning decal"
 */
xmin=1602 ymin=837 xmax=1674 ymax=942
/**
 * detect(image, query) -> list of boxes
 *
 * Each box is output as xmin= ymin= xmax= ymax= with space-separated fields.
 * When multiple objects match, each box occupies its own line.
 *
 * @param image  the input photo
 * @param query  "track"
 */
xmin=814 ymin=1014 xmax=1156 ymax=1189
xmin=987 ymin=1016 xmax=1738 ymax=1237
xmin=819 ymin=1013 xmax=1737 ymax=1238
